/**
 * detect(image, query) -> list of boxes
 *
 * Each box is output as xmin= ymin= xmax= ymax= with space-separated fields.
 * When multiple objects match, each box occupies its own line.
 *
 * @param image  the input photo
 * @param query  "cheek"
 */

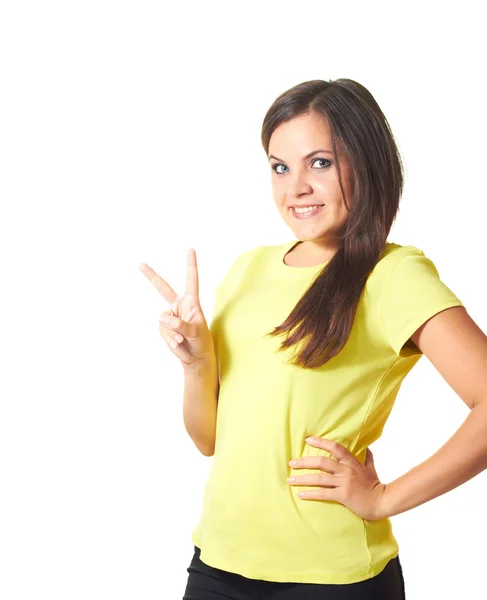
xmin=271 ymin=188 xmax=286 ymax=205
xmin=314 ymin=174 xmax=339 ymax=193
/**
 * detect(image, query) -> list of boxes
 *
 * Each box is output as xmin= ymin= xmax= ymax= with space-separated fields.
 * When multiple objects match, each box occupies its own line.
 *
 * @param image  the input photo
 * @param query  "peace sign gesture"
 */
xmin=139 ymin=249 xmax=216 ymax=369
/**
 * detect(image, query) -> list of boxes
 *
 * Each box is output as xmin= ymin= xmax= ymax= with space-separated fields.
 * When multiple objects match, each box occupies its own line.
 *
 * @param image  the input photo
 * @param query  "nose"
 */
xmin=286 ymin=169 xmax=313 ymax=198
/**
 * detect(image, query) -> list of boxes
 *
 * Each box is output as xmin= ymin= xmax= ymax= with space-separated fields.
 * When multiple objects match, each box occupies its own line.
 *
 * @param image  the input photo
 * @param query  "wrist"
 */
xmin=373 ymin=483 xmax=392 ymax=520
xmin=182 ymin=357 xmax=217 ymax=376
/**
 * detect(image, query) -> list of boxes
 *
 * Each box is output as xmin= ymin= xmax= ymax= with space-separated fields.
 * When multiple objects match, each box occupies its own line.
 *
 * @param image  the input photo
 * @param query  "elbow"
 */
xmin=199 ymin=442 xmax=215 ymax=457
xmin=190 ymin=436 xmax=215 ymax=457
xmin=184 ymin=424 xmax=216 ymax=457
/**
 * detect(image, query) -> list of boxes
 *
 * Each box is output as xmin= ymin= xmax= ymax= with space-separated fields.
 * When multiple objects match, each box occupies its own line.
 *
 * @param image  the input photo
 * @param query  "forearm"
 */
xmin=182 ymin=358 xmax=219 ymax=457
xmin=382 ymin=400 xmax=487 ymax=518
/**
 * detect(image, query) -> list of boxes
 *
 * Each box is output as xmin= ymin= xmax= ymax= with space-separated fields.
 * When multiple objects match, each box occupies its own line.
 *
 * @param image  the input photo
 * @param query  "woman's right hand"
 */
xmin=139 ymin=248 xmax=216 ymax=369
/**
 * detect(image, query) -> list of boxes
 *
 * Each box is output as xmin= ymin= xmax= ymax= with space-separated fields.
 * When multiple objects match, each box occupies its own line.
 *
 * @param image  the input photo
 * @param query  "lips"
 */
xmin=290 ymin=204 xmax=325 ymax=209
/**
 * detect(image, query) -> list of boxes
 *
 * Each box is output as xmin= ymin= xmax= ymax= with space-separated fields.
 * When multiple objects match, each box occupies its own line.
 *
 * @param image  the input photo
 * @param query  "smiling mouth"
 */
xmin=290 ymin=204 xmax=325 ymax=218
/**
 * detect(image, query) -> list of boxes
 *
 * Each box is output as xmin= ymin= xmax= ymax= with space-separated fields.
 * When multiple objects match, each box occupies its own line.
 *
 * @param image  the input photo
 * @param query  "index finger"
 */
xmin=139 ymin=263 xmax=178 ymax=304
xmin=185 ymin=248 xmax=199 ymax=297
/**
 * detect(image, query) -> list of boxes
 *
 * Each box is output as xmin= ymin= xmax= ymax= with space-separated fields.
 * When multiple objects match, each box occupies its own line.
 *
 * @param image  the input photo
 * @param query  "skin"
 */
xmin=268 ymin=111 xmax=353 ymax=267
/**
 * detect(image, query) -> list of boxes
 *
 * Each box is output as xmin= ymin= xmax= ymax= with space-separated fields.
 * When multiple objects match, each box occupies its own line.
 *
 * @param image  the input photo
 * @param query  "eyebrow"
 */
xmin=268 ymin=149 xmax=333 ymax=161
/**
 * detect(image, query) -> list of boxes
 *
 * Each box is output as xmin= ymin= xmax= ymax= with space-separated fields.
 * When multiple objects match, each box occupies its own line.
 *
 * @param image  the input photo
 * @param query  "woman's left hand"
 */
xmin=287 ymin=437 xmax=389 ymax=521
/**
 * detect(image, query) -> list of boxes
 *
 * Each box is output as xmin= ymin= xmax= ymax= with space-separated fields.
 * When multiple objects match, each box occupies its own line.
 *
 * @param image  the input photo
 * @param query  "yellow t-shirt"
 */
xmin=191 ymin=239 xmax=464 ymax=585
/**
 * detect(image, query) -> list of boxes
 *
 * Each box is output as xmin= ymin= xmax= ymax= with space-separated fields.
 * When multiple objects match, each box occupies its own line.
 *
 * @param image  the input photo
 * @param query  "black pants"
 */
xmin=182 ymin=545 xmax=406 ymax=599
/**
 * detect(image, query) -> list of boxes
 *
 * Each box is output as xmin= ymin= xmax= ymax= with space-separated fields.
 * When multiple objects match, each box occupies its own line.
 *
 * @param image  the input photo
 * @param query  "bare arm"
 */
xmin=139 ymin=251 xmax=220 ymax=457
xmin=183 ymin=358 xmax=219 ymax=457
xmin=382 ymin=399 xmax=487 ymax=518
xmin=381 ymin=306 xmax=487 ymax=518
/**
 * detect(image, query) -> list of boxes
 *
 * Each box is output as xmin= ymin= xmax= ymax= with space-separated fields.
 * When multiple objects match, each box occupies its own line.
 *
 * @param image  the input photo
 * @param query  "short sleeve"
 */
xmin=380 ymin=249 xmax=465 ymax=357
xmin=208 ymin=246 xmax=257 ymax=355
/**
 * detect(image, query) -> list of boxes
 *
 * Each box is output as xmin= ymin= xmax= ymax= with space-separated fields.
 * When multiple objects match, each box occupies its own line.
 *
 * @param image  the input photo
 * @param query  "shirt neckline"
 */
xmin=276 ymin=239 xmax=394 ymax=277
xmin=278 ymin=239 xmax=332 ymax=272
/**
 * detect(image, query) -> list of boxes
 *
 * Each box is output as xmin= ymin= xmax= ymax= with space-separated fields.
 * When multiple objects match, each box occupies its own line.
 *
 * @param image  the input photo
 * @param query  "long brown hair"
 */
xmin=261 ymin=79 xmax=404 ymax=369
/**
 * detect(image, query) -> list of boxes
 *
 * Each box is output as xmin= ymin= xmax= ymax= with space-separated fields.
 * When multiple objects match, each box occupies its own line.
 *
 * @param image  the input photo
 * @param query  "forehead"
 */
xmin=269 ymin=113 xmax=331 ymax=152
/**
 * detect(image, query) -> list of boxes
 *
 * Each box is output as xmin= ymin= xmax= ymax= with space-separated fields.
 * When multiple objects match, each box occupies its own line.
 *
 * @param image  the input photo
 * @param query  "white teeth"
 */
xmin=293 ymin=205 xmax=322 ymax=214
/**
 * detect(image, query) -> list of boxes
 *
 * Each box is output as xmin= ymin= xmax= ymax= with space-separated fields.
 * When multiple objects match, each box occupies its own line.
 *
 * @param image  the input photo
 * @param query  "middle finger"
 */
xmin=286 ymin=472 xmax=335 ymax=486
xmin=288 ymin=456 xmax=340 ymax=473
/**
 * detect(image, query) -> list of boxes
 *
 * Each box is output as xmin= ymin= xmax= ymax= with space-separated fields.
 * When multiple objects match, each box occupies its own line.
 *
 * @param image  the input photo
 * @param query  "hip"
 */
xmin=183 ymin=545 xmax=406 ymax=600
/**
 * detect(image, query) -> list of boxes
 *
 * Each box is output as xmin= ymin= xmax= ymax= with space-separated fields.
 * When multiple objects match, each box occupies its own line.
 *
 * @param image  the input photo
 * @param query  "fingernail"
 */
xmin=160 ymin=316 xmax=170 ymax=325
xmin=289 ymin=460 xmax=297 ymax=466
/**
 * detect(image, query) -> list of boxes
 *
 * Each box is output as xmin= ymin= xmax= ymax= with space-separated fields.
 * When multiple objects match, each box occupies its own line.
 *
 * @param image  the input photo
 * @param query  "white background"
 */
xmin=1 ymin=1 xmax=486 ymax=598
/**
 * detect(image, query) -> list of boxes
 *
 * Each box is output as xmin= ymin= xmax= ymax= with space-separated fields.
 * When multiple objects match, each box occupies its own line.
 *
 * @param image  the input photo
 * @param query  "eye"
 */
xmin=271 ymin=157 xmax=331 ymax=175
xmin=311 ymin=158 xmax=331 ymax=169
xmin=271 ymin=163 xmax=288 ymax=175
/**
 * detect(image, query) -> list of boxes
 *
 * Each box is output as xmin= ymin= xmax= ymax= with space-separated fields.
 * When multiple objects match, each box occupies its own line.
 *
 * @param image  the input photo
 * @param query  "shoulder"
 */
xmin=216 ymin=243 xmax=273 ymax=291
xmin=228 ymin=241 xmax=287 ymax=272
xmin=366 ymin=241 xmax=449 ymax=315
xmin=377 ymin=242 xmax=464 ymax=357
xmin=372 ymin=241 xmax=440 ymax=286
xmin=227 ymin=244 xmax=271 ymax=272
xmin=378 ymin=241 xmax=429 ymax=269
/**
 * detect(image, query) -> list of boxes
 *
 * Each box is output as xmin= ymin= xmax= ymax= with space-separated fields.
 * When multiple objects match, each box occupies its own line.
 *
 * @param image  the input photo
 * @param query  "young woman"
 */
xmin=140 ymin=78 xmax=487 ymax=599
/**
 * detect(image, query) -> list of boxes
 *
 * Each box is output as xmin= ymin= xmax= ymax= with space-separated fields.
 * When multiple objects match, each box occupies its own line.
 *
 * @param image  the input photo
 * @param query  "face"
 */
xmin=268 ymin=112 xmax=352 ymax=253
